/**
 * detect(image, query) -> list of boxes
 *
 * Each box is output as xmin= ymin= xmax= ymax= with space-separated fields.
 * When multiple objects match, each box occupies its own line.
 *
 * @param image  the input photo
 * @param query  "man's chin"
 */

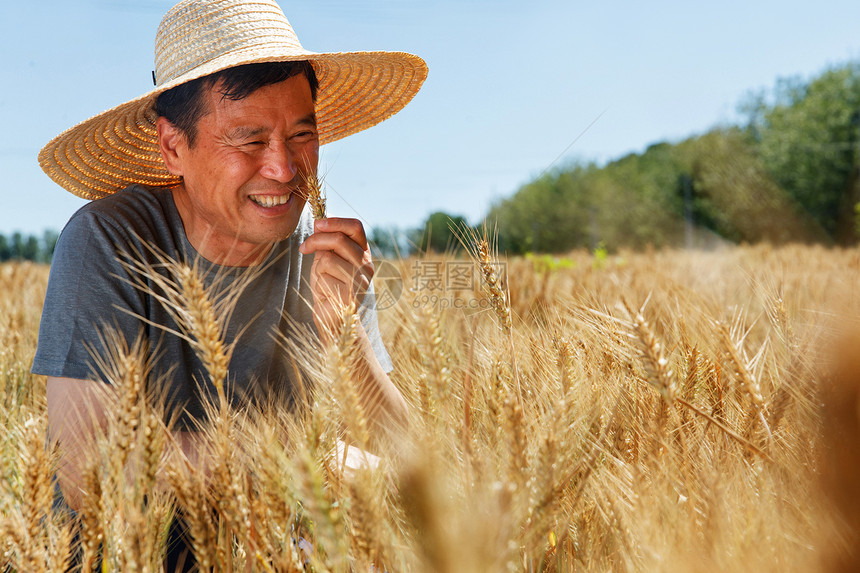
xmin=251 ymin=220 xmax=301 ymax=244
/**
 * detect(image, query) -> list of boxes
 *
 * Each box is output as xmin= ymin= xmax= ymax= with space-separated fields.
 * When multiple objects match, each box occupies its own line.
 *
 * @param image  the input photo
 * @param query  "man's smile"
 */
xmin=249 ymin=192 xmax=292 ymax=207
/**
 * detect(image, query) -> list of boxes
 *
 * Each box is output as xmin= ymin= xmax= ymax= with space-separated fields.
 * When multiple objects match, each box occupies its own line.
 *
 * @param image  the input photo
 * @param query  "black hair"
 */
xmin=155 ymin=60 xmax=319 ymax=147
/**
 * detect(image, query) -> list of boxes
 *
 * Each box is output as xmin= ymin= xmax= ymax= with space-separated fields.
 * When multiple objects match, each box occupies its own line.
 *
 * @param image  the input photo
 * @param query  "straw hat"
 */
xmin=38 ymin=0 xmax=428 ymax=200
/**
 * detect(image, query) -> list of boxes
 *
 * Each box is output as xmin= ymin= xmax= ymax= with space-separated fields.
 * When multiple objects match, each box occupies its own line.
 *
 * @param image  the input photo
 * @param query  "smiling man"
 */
xmin=33 ymin=0 xmax=426 ymax=569
xmin=158 ymin=69 xmax=320 ymax=266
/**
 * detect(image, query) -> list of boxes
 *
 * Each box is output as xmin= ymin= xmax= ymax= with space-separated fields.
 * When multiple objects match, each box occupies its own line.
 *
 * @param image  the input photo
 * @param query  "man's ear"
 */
xmin=156 ymin=116 xmax=185 ymax=176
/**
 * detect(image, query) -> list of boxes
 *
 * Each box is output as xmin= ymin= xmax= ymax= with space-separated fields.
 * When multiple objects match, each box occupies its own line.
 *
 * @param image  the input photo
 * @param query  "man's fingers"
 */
xmin=299 ymin=216 xmax=374 ymax=337
xmin=315 ymin=217 xmax=368 ymax=249
xmin=300 ymin=232 xmax=366 ymax=269
xmin=310 ymin=255 xmax=373 ymax=300
xmin=311 ymin=250 xmax=372 ymax=286
xmin=299 ymin=217 xmax=371 ymax=266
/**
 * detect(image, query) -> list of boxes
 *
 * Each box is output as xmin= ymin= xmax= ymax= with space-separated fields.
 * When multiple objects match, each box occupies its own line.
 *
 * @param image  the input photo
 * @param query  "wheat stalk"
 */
xmin=2 ymin=243 xmax=852 ymax=569
xmin=305 ymin=172 xmax=327 ymax=221
xmin=416 ymin=304 xmax=451 ymax=424
xmin=551 ymin=332 xmax=575 ymax=395
xmin=19 ymin=415 xmax=55 ymax=572
xmin=476 ymin=238 xmax=512 ymax=334
xmin=624 ymin=299 xmax=677 ymax=405
xmin=167 ymin=465 xmax=217 ymax=571
xmin=115 ymin=242 xmax=272 ymax=415
xmin=328 ymin=303 xmax=371 ymax=451
xmin=176 ymin=263 xmax=230 ymax=407
xmin=452 ymin=223 xmax=524 ymax=412
xmin=714 ymin=317 xmax=765 ymax=409
xmin=79 ymin=459 xmax=105 ymax=572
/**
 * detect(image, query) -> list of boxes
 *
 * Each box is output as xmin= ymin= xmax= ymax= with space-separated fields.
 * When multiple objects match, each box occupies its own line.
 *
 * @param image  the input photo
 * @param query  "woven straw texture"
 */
xmin=38 ymin=0 xmax=428 ymax=199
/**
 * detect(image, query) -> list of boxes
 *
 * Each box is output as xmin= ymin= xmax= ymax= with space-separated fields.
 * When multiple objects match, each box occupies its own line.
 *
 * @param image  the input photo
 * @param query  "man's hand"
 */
xmin=299 ymin=217 xmax=375 ymax=339
xmin=298 ymin=216 xmax=409 ymax=436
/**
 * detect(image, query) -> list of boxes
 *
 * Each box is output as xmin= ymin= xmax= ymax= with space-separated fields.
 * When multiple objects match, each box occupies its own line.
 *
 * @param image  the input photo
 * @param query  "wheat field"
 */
xmin=1 ymin=243 xmax=859 ymax=572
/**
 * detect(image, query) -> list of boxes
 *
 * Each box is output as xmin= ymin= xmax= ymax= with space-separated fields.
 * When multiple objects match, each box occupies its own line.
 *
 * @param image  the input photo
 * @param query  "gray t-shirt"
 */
xmin=32 ymin=185 xmax=391 ymax=427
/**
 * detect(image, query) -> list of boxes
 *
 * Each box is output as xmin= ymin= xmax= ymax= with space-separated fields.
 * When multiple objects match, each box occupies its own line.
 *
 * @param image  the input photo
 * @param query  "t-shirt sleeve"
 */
xmin=32 ymin=211 xmax=147 ymax=381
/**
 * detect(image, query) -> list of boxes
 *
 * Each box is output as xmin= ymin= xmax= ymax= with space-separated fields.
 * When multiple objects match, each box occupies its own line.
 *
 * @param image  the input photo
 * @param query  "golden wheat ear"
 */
xmin=114 ymin=238 xmax=281 ymax=415
xmin=305 ymin=172 xmax=327 ymax=221
xmin=451 ymin=222 xmax=512 ymax=334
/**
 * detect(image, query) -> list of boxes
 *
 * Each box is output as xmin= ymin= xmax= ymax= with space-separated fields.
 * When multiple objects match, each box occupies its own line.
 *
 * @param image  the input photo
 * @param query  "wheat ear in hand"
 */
xmin=306 ymin=172 xmax=327 ymax=221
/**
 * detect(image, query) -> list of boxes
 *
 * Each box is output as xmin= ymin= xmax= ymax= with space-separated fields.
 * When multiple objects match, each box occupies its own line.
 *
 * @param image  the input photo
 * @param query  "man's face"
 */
xmin=165 ymin=73 xmax=319 ymax=264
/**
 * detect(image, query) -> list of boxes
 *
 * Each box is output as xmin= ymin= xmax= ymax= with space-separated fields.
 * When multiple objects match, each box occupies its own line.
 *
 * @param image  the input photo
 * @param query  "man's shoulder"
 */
xmin=56 ymin=185 xmax=185 ymax=263
xmin=69 ymin=185 xmax=171 ymax=225
xmin=63 ymin=185 xmax=179 ymax=241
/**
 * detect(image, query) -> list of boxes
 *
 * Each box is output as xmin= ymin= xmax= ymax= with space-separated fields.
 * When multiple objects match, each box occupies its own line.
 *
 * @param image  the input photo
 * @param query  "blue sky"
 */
xmin=2 ymin=0 xmax=859 ymax=237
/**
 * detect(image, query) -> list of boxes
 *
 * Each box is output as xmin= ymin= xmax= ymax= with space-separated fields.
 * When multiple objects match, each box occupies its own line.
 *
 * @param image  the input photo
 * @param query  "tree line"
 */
xmin=11 ymin=59 xmax=860 ymax=262
xmin=0 ymin=231 xmax=59 ymax=263
xmin=400 ymin=59 xmax=860 ymax=256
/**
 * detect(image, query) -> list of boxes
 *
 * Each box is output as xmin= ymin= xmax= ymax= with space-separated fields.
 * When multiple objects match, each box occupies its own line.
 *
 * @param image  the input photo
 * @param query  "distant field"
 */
xmin=1 ymin=244 xmax=859 ymax=571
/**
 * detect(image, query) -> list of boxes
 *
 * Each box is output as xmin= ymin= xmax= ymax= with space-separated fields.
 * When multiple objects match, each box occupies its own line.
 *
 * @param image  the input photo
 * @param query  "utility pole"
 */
xmin=681 ymin=174 xmax=694 ymax=250
xmin=854 ymin=110 xmax=860 ymax=242
xmin=855 ymin=109 xmax=860 ymax=201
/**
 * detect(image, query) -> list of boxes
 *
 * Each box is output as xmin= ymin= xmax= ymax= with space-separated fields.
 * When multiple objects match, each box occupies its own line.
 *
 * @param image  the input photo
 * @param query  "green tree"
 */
xmin=490 ymin=150 xmax=685 ymax=254
xmin=596 ymin=142 xmax=685 ymax=248
xmin=41 ymin=230 xmax=60 ymax=263
xmin=416 ymin=211 xmax=470 ymax=254
xmin=0 ymin=231 xmax=59 ymax=262
xmin=487 ymin=59 xmax=860 ymax=252
xmin=488 ymin=165 xmax=592 ymax=254
xmin=750 ymin=61 xmax=860 ymax=243
xmin=369 ymin=225 xmax=408 ymax=259
xmin=675 ymin=128 xmax=825 ymax=244
xmin=0 ymin=234 xmax=9 ymax=262
xmin=10 ymin=232 xmax=23 ymax=260
xmin=21 ymin=236 xmax=40 ymax=261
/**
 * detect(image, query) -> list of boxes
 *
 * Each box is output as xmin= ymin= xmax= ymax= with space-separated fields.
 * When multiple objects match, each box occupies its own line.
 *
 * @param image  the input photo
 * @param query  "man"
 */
xmin=33 ymin=0 xmax=426 ymax=567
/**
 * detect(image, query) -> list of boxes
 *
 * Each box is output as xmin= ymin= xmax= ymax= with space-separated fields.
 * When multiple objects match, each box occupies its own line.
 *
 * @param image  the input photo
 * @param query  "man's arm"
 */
xmin=46 ymin=376 xmax=110 ymax=512
xmin=344 ymin=320 xmax=409 ymax=435
xmin=47 ymin=376 xmax=207 ymax=512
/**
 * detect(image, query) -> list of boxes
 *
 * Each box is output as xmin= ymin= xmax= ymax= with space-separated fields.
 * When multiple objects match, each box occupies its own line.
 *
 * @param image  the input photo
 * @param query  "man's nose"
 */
xmin=259 ymin=141 xmax=297 ymax=183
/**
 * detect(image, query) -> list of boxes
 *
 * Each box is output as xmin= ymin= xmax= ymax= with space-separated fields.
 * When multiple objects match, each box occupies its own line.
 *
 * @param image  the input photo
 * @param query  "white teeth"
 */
xmin=250 ymin=194 xmax=289 ymax=207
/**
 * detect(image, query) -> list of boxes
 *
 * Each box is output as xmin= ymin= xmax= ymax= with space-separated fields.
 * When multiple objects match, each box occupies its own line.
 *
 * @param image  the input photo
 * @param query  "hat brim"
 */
xmin=38 ymin=49 xmax=428 ymax=199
